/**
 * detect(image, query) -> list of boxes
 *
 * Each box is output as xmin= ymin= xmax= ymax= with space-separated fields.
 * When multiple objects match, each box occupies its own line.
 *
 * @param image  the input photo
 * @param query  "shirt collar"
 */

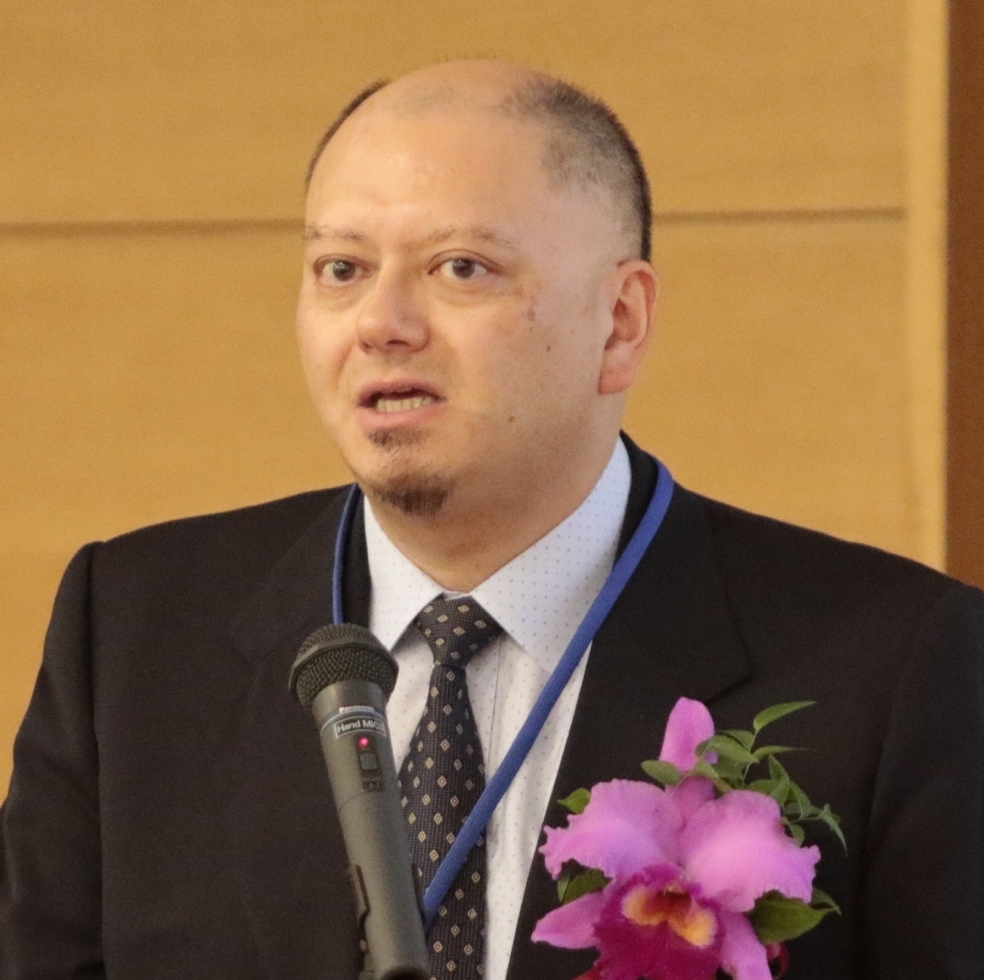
xmin=365 ymin=439 xmax=632 ymax=674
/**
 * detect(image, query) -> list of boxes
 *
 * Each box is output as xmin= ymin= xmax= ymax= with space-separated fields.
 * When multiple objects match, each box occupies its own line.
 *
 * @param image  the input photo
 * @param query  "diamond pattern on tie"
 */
xmin=398 ymin=597 xmax=502 ymax=980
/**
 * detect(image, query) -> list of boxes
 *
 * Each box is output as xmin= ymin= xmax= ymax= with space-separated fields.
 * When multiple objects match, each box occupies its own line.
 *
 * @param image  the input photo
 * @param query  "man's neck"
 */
xmin=365 ymin=440 xmax=623 ymax=592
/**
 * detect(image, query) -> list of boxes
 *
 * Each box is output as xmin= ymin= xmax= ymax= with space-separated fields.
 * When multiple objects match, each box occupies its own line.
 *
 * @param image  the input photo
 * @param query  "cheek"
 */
xmin=295 ymin=322 xmax=325 ymax=385
xmin=297 ymin=292 xmax=347 ymax=368
xmin=520 ymin=291 xmax=605 ymax=384
xmin=295 ymin=315 xmax=350 ymax=414
xmin=475 ymin=315 xmax=571 ymax=416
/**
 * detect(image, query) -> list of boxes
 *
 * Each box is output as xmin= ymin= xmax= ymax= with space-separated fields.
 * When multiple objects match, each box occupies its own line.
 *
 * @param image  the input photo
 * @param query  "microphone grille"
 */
xmin=290 ymin=624 xmax=398 ymax=709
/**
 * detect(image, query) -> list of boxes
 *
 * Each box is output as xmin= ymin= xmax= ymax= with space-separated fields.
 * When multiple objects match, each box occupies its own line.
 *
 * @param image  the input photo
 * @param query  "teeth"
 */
xmin=375 ymin=394 xmax=436 ymax=413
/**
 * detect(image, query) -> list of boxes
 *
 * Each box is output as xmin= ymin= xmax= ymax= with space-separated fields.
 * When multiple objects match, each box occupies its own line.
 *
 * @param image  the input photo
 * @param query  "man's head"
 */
xmin=306 ymin=68 xmax=652 ymax=263
xmin=296 ymin=60 xmax=657 ymax=543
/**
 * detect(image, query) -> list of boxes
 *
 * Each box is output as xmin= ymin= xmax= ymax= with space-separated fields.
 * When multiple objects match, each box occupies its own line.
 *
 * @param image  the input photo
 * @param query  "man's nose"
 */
xmin=354 ymin=270 xmax=429 ymax=353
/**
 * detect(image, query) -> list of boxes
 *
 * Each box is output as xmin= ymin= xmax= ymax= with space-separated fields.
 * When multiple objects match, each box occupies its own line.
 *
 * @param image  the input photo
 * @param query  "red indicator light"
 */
xmin=358 ymin=736 xmax=371 ymax=748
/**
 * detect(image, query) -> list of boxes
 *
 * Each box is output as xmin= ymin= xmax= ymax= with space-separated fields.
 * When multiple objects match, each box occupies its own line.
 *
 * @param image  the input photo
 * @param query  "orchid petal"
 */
xmin=668 ymin=775 xmax=716 ymax=822
xmin=659 ymin=698 xmax=716 ymax=771
xmin=718 ymin=909 xmax=772 ymax=980
xmin=592 ymin=868 xmax=723 ymax=980
xmin=540 ymin=780 xmax=683 ymax=880
xmin=531 ymin=891 xmax=606 ymax=948
xmin=680 ymin=791 xmax=819 ymax=911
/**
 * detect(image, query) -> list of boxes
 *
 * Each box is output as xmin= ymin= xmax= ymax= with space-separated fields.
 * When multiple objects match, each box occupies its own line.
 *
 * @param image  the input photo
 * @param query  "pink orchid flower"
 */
xmin=532 ymin=698 xmax=820 ymax=980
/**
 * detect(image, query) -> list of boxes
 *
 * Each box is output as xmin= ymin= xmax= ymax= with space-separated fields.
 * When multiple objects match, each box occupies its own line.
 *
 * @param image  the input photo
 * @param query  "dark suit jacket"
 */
xmin=2 ymin=443 xmax=983 ymax=979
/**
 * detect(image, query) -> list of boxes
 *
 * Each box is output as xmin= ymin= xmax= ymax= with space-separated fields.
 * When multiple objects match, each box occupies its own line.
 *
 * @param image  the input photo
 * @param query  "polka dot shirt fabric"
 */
xmin=365 ymin=439 xmax=632 ymax=980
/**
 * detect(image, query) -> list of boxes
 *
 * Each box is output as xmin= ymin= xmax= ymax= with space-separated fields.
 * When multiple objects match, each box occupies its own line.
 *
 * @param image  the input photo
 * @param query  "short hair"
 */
xmin=305 ymin=73 xmax=652 ymax=261
xmin=498 ymin=78 xmax=651 ymax=261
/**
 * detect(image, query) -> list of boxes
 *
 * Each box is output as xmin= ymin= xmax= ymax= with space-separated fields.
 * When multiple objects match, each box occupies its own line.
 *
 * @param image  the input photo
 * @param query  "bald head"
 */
xmin=306 ymin=61 xmax=652 ymax=261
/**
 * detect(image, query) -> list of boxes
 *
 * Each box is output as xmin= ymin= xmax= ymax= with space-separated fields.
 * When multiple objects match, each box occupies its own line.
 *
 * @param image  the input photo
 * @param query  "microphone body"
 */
xmin=291 ymin=626 xmax=428 ymax=980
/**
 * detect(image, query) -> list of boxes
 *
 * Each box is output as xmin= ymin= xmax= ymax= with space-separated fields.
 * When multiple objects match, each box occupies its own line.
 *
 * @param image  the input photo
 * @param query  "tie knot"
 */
xmin=415 ymin=596 xmax=502 ymax=668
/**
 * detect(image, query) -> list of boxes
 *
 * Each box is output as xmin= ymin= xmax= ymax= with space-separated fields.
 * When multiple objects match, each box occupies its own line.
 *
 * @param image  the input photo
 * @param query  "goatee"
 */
xmin=362 ymin=429 xmax=452 ymax=517
xmin=367 ymin=477 xmax=451 ymax=517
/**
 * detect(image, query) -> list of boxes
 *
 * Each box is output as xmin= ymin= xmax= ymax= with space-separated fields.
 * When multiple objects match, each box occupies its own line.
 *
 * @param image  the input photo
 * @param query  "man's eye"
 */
xmin=318 ymin=260 xmax=360 ymax=283
xmin=438 ymin=258 xmax=489 ymax=280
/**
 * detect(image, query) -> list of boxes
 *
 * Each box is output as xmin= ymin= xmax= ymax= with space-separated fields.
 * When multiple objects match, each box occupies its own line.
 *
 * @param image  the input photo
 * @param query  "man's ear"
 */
xmin=598 ymin=259 xmax=659 ymax=395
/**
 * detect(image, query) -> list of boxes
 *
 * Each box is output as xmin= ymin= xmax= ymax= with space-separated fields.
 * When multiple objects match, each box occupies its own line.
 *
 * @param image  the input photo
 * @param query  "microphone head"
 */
xmin=289 ymin=624 xmax=399 ymax=709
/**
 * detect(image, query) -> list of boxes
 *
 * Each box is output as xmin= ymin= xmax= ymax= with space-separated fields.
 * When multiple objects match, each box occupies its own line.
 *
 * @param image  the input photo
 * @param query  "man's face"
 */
xmin=297 ymin=102 xmax=629 ymax=518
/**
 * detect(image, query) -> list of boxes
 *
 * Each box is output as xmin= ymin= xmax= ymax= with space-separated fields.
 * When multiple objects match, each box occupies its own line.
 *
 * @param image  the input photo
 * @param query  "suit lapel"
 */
xmin=196 ymin=489 xmax=371 ymax=980
xmin=506 ymin=447 xmax=754 ymax=980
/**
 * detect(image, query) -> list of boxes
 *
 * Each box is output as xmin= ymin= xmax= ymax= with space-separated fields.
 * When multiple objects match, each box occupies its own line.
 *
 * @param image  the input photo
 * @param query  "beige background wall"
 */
xmin=1 ymin=0 xmax=946 ymax=793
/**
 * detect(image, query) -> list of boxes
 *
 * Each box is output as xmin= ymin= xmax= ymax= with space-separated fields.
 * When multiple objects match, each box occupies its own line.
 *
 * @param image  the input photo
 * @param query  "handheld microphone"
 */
xmin=290 ymin=624 xmax=428 ymax=980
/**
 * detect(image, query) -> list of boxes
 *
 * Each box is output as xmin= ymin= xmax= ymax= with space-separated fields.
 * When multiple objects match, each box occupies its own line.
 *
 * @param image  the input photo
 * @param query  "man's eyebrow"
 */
xmin=303 ymin=224 xmax=520 ymax=251
xmin=422 ymin=225 xmax=520 ymax=250
xmin=303 ymin=226 xmax=370 ymax=243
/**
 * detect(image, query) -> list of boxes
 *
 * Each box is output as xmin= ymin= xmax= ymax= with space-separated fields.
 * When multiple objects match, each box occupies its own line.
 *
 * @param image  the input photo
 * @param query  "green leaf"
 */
xmin=787 ymin=781 xmax=813 ymax=821
xmin=746 ymin=778 xmax=777 ymax=795
xmin=815 ymin=804 xmax=847 ymax=852
xmin=770 ymin=779 xmax=791 ymax=805
xmin=690 ymin=760 xmax=733 ymax=795
xmin=698 ymin=734 xmax=758 ymax=766
xmin=722 ymin=729 xmax=755 ymax=750
xmin=641 ymin=759 xmax=683 ymax=786
xmin=787 ymin=822 xmax=806 ymax=845
xmin=811 ymin=887 xmax=841 ymax=914
xmin=767 ymin=756 xmax=791 ymax=805
xmin=749 ymin=891 xmax=835 ymax=944
xmin=767 ymin=754 xmax=791 ymax=782
xmin=558 ymin=868 xmax=608 ymax=905
xmin=752 ymin=701 xmax=815 ymax=734
xmin=811 ymin=889 xmax=834 ymax=908
xmin=557 ymin=788 xmax=591 ymax=814
xmin=710 ymin=757 xmax=746 ymax=786
xmin=692 ymin=760 xmax=718 ymax=780
xmin=751 ymin=744 xmax=798 ymax=762
xmin=557 ymin=873 xmax=569 ymax=903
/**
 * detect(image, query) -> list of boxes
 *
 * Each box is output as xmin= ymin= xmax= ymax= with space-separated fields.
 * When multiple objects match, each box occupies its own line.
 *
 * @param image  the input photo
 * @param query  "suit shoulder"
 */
xmin=680 ymin=486 xmax=979 ymax=616
xmin=89 ymin=486 xmax=350 ymax=586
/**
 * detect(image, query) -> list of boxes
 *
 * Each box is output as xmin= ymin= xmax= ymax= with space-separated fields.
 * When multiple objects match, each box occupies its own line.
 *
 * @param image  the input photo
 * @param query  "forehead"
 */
xmin=304 ymin=105 xmax=620 ymax=260
xmin=310 ymin=106 xmax=551 ymax=206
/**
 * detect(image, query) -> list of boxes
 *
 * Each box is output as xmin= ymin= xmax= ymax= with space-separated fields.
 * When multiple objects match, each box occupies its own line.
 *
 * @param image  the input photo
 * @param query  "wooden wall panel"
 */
xmin=626 ymin=216 xmax=915 ymax=557
xmin=947 ymin=0 xmax=984 ymax=588
xmin=0 ymin=228 xmax=349 ymax=554
xmin=903 ymin=0 xmax=948 ymax=571
xmin=1 ymin=0 xmax=904 ymax=224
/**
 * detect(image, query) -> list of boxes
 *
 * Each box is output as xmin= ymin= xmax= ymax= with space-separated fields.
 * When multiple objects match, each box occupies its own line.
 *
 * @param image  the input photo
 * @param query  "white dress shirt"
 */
xmin=364 ymin=439 xmax=631 ymax=980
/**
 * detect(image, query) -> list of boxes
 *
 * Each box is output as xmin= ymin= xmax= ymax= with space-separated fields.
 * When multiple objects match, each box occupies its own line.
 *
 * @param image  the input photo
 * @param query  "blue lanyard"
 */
xmin=331 ymin=456 xmax=675 ymax=924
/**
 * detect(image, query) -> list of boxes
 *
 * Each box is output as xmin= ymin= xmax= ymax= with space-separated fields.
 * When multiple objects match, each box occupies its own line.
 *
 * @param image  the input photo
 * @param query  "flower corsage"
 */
xmin=532 ymin=698 xmax=843 ymax=980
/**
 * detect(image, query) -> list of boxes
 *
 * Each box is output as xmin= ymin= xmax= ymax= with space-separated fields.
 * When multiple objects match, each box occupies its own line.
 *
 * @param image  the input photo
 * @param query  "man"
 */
xmin=2 ymin=60 xmax=982 ymax=980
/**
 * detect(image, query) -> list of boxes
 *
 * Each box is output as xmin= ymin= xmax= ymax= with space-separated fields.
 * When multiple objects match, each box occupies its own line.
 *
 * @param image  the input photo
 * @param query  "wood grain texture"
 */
xmin=626 ymin=214 xmax=916 ymax=558
xmin=903 ymin=0 xmax=948 ymax=571
xmin=947 ymin=0 xmax=984 ymax=589
xmin=0 ymin=0 xmax=904 ymax=224
xmin=0 ymin=228 xmax=349 ymax=552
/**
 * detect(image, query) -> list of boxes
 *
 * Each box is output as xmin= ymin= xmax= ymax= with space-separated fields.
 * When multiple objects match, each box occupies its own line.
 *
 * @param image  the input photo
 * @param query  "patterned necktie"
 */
xmin=398 ymin=597 xmax=503 ymax=980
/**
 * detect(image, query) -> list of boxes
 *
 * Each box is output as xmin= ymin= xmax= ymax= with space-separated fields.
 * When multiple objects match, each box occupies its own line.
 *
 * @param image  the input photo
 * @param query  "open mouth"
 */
xmin=362 ymin=385 xmax=442 ymax=414
xmin=375 ymin=391 xmax=438 ymax=413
